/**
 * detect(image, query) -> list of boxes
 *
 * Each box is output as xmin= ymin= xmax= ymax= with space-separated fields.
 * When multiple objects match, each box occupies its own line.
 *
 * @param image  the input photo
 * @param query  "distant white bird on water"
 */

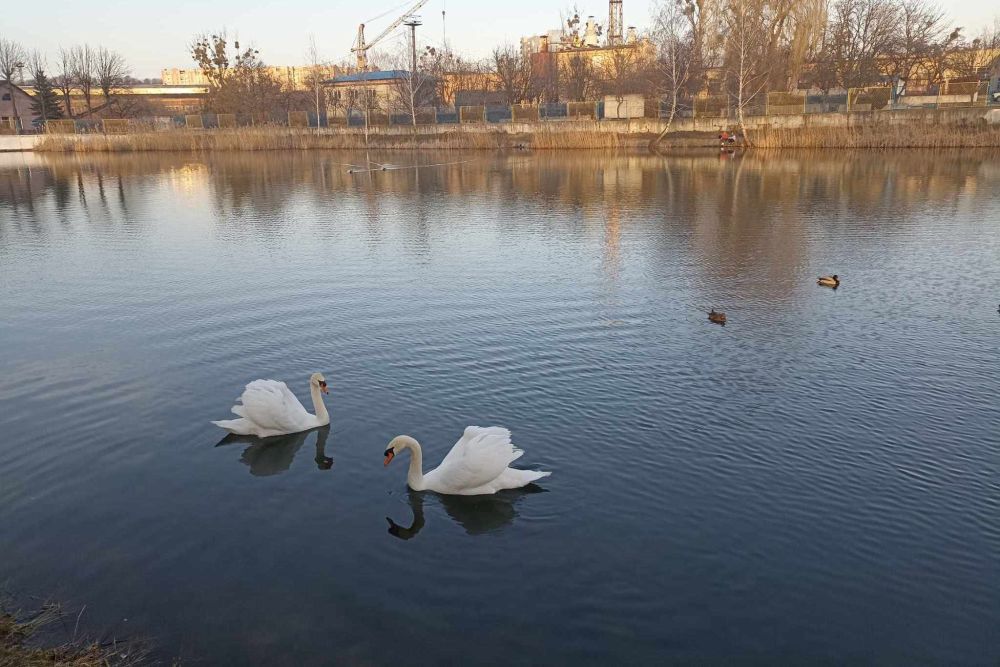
xmin=383 ymin=426 xmax=550 ymax=496
xmin=212 ymin=373 xmax=330 ymax=438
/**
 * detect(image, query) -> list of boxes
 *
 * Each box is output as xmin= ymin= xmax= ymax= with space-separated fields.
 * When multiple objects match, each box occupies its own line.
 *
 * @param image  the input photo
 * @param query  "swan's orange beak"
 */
xmin=383 ymin=448 xmax=395 ymax=466
xmin=319 ymin=381 xmax=329 ymax=395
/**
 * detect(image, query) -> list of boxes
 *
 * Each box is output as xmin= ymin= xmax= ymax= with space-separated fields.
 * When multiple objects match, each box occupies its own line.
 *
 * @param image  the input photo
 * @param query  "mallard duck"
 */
xmin=817 ymin=274 xmax=840 ymax=288
xmin=708 ymin=310 xmax=727 ymax=325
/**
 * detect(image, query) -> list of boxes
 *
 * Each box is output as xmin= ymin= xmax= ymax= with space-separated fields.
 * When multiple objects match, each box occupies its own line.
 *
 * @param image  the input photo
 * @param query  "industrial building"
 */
xmin=161 ymin=65 xmax=340 ymax=91
xmin=18 ymin=83 xmax=208 ymax=117
xmin=520 ymin=1 xmax=645 ymax=62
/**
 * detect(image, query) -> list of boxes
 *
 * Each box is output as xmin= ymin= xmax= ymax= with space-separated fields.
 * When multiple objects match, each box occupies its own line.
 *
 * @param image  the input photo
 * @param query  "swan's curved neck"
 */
xmin=401 ymin=438 xmax=425 ymax=491
xmin=310 ymin=384 xmax=330 ymax=425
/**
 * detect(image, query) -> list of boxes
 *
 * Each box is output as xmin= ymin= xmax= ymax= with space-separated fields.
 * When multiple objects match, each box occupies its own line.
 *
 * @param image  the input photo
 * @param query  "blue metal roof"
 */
xmin=325 ymin=70 xmax=410 ymax=84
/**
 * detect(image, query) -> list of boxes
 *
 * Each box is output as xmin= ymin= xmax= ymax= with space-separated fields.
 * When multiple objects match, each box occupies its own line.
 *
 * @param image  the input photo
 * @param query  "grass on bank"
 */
xmin=35 ymin=126 xmax=624 ymax=152
xmin=749 ymin=122 xmax=1000 ymax=149
xmin=0 ymin=602 xmax=151 ymax=667
xmin=32 ymin=119 xmax=1000 ymax=153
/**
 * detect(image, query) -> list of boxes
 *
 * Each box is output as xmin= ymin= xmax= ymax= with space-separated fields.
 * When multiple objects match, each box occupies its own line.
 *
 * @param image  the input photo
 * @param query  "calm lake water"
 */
xmin=1 ymin=149 xmax=998 ymax=665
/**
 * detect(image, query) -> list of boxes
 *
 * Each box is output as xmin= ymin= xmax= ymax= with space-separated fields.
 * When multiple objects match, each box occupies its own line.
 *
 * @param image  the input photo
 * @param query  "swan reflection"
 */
xmin=386 ymin=486 xmax=544 ymax=541
xmin=215 ymin=425 xmax=332 ymax=476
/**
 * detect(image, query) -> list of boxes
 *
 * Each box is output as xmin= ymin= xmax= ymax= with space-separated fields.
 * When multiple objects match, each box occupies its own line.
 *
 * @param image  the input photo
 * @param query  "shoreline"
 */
xmin=8 ymin=106 xmax=997 ymax=153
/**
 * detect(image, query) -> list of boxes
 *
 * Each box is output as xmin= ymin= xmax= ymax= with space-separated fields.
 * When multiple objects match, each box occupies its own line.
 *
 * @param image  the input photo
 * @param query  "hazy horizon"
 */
xmin=4 ymin=0 xmax=998 ymax=79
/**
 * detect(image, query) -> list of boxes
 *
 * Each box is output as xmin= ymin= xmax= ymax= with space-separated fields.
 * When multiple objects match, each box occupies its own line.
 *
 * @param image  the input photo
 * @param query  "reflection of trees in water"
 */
xmin=0 ymin=155 xmax=141 ymax=242
xmin=2 ymin=150 xmax=996 ymax=250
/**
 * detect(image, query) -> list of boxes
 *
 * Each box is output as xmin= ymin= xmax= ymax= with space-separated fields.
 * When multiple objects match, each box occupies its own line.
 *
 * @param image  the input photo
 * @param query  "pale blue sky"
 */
xmin=3 ymin=0 xmax=997 ymax=78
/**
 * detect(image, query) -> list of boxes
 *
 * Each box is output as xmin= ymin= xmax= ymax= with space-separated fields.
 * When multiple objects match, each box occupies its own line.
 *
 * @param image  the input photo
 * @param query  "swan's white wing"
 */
xmin=235 ymin=380 xmax=311 ymax=435
xmin=431 ymin=426 xmax=523 ymax=492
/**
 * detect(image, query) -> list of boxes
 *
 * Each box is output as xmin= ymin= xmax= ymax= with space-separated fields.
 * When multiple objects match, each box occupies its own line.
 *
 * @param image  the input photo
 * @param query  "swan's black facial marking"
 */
xmin=319 ymin=381 xmax=327 ymax=388
xmin=383 ymin=447 xmax=395 ymax=466
xmin=383 ymin=448 xmax=393 ymax=457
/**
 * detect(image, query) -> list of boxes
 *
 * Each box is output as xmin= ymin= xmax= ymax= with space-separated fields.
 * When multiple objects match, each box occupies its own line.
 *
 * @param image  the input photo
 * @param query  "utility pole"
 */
xmin=442 ymin=0 xmax=447 ymax=51
xmin=404 ymin=18 xmax=422 ymax=127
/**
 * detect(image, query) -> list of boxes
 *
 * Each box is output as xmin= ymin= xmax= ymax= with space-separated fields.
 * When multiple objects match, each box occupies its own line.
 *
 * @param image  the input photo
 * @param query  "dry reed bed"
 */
xmin=33 ymin=122 xmax=1000 ymax=153
xmin=34 ymin=126 xmax=627 ymax=152
xmin=751 ymin=123 xmax=1000 ymax=149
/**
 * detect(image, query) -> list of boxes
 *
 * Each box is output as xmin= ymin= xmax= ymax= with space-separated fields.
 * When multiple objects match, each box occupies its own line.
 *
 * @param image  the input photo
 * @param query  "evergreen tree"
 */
xmin=30 ymin=71 xmax=64 ymax=121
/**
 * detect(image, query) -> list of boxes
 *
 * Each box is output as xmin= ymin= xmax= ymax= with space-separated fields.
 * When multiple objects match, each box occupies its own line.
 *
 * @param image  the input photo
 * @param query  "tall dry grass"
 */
xmin=1 ymin=601 xmax=150 ymax=666
xmin=34 ymin=125 xmax=633 ymax=153
xmin=750 ymin=123 xmax=1000 ymax=149
xmin=33 ymin=119 xmax=1000 ymax=153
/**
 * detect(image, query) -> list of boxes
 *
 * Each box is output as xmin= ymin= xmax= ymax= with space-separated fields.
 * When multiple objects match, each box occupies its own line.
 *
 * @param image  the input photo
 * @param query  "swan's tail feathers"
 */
xmin=498 ymin=467 xmax=551 ymax=490
xmin=231 ymin=404 xmax=247 ymax=418
xmin=211 ymin=418 xmax=254 ymax=436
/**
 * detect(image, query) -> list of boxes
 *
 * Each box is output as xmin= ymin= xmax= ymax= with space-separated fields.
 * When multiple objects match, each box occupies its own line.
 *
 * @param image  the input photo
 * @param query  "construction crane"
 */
xmin=352 ymin=0 xmax=431 ymax=71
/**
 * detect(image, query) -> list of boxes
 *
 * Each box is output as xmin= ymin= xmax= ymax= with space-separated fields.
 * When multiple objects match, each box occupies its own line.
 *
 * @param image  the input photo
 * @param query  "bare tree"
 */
xmin=722 ymin=0 xmax=771 ymax=144
xmin=0 ymin=38 xmax=27 ymax=131
xmin=491 ymin=44 xmax=535 ymax=104
xmin=822 ymin=0 xmax=900 ymax=89
xmin=949 ymin=18 xmax=1000 ymax=80
xmin=651 ymin=0 xmax=695 ymax=147
xmin=785 ymin=0 xmax=828 ymax=90
xmin=56 ymin=47 xmax=76 ymax=117
xmin=597 ymin=45 xmax=651 ymax=117
xmin=304 ymin=34 xmax=330 ymax=127
xmin=876 ymin=0 xmax=958 ymax=92
xmin=95 ymin=47 xmax=129 ymax=115
xmin=419 ymin=45 xmax=462 ymax=106
xmin=68 ymin=45 xmax=97 ymax=116
xmin=559 ymin=52 xmax=596 ymax=101
xmin=190 ymin=32 xmax=284 ymax=117
xmin=385 ymin=44 xmax=439 ymax=125
xmin=678 ymin=0 xmax=726 ymax=94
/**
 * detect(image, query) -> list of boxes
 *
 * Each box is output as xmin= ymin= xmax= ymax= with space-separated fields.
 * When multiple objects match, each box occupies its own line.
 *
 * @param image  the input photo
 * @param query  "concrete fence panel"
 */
xmin=436 ymin=109 xmax=459 ymax=124
xmin=693 ymin=96 xmax=728 ymax=118
xmin=102 ymin=119 xmax=130 ymax=134
xmin=367 ymin=111 xmax=390 ymax=126
xmin=567 ymin=102 xmax=596 ymax=119
xmin=415 ymin=107 xmax=437 ymax=125
xmin=217 ymin=114 xmax=237 ymax=128
xmin=184 ymin=114 xmax=204 ymax=129
xmin=459 ymin=106 xmax=486 ymax=123
xmin=767 ymin=92 xmax=806 ymax=115
xmin=46 ymin=119 xmax=77 ymax=134
xmin=512 ymin=104 xmax=540 ymax=122
xmin=848 ymin=87 xmax=891 ymax=112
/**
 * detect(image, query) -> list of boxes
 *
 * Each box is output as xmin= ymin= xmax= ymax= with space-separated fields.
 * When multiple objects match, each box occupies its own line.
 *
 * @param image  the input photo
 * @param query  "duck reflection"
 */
xmin=386 ymin=486 xmax=544 ymax=541
xmin=215 ymin=425 xmax=332 ymax=476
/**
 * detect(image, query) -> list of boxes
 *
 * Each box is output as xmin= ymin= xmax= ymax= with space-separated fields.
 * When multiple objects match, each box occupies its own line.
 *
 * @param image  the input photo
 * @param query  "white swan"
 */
xmin=383 ymin=426 xmax=550 ymax=496
xmin=212 ymin=373 xmax=329 ymax=438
